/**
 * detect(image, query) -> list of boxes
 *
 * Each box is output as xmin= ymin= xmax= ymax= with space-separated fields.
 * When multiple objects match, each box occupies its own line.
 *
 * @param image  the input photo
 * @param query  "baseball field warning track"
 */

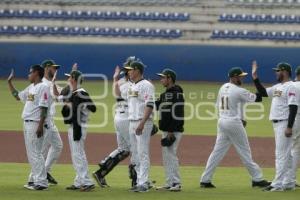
xmin=0 ymin=131 xmax=275 ymax=167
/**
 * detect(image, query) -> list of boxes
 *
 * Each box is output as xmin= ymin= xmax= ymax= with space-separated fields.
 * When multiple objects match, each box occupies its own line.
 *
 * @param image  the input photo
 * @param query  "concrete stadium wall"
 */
xmin=0 ymin=42 xmax=300 ymax=83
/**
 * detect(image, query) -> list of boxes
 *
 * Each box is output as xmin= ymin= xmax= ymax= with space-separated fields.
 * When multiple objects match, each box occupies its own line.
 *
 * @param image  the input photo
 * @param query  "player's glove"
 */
xmin=161 ymin=135 xmax=176 ymax=147
xmin=60 ymin=85 xmax=71 ymax=97
xmin=241 ymin=120 xmax=247 ymax=128
xmin=151 ymin=124 xmax=159 ymax=136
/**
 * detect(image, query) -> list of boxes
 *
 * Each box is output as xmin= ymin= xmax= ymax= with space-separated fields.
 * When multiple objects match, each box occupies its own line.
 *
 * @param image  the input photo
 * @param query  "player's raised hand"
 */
xmin=113 ymin=65 xmax=121 ymax=81
xmin=72 ymin=63 xmax=78 ymax=71
xmin=7 ymin=69 xmax=14 ymax=82
xmin=252 ymin=60 xmax=258 ymax=80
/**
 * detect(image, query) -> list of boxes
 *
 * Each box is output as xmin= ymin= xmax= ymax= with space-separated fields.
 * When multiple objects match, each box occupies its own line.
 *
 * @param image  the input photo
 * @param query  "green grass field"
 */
xmin=0 ymin=79 xmax=273 ymax=137
xmin=0 ymin=163 xmax=299 ymax=200
xmin=1 ymin=80 xmax=298 ymax=200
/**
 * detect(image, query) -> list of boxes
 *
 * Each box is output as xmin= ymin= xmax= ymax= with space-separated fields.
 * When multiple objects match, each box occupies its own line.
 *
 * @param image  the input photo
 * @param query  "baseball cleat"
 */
xmin=92 ymin=172 xmax=109 ymax=188
xmin=27 ymin=185 xmax=48 ymax=191
xmin=66 ymin=185 xmax=81 ymax=190
xmin=169 ymin=184 xmax=182 ymax=192
xmin=296 ymin=183 xmax=300 ymax=188
xmin=133 ymin=185 xmax=149 ymax=193
xmin=262 ymin=185 xmax=273 ymax=191
xmin=47 ymin=173 xmax=58 ymax=185
xmin=263 ymin=185 xmax=283 ymax=192
xmin=80 ymin=184 xmax=95 ymax=192
xmin=284 ymin=187 xmax=296 ymax=191
xmin=156 ymin=185 xmax=171 ymax=191
xmin=129 ymin=185 xmax=138 ymax=192
xmin=146 ymin=180 xmax=156 ymax=189
xmin=23 ymin=182 xmax=34 ymax=190
xmin=270 ymin=187 xmax=284 ymax=192
xmin=200 ymin=182 xmax=216 ymax=188
xmin=252 ymin=180 xmax=271 ymax=188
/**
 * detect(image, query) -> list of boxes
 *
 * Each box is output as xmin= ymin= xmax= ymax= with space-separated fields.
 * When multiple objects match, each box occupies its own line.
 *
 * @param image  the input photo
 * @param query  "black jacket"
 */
xmin=155 ymin=85 xmax=184 ymax=132
xmin=61 ymin=88 xmax=96 ymax=141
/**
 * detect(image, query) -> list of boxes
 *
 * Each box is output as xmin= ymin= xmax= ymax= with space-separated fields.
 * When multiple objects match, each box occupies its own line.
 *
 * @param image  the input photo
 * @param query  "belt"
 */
xmin=117 ymin=98 xmax=125 ymax=102
xmin=24 ymin=120 xmax=49 ymax=129
xmin=25 ymin=120 xmax=37 ymax=123
xmin=272 ymin=120 xmax=286 ymax=123
xmin=130 ymin=119 xmax=142 ymax=122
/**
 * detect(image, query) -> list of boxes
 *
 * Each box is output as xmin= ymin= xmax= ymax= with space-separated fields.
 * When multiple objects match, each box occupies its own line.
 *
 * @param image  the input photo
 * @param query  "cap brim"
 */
xmin=52 ymin=64 xmax=60 ymax=69
xmin=238 ymin=72 xmax=248 ymax=77
xmin=156 ymin=73 xmax=166 ymax=77
xmin=64 ymin=73 xmax=71 ymax=77
xmin=124 ymin=66 xmax=134 ymax=70
xmin=272 ymin=68 xmax=280 ymax=71
xmin=45 ymin=64 xmax=60 ymax=69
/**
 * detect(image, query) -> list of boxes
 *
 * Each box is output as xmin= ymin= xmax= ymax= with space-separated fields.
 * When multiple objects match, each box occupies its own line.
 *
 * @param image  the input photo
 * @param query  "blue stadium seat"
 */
xmin=0 ymin=24 xmax=182 ymax=39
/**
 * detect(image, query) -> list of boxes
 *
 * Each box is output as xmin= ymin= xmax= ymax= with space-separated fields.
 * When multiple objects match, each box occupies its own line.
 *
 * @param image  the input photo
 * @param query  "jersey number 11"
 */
xmin=221 ymin=96 xmax=229 ymax=110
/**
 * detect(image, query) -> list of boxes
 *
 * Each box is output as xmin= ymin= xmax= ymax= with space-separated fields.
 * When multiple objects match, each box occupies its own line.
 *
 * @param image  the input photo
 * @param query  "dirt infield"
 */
xmin=0 ymin=131 xmax=275 ymax=167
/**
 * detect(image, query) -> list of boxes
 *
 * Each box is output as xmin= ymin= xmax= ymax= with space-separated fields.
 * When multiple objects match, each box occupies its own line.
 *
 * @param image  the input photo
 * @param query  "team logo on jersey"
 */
xmin=128 ymin=89 xmax=138 ymax=97
xmin=273 ymin=89 xmax=282 ymax=97
xmin=44 ymin=92 xmax=48 ymax=100
xmin=27 ymin=94 xmax=35 ymax=101
xmin=289 ymin=92 xmax=296 ymax=97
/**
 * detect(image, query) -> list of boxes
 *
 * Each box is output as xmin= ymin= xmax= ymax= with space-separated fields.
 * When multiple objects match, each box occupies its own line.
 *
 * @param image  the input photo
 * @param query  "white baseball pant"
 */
xmin=103 ymin=115 xmax=131 ymax=161
xmin=43 ymin=119 xmax=63 ymax=173
xmin=24 ymin=121 xmax=48 ymax=187
xmin=201 ymin=118 xmax=263 ymax=183
xmin=114 ymin=114 xmax=130 ymax=152
xmin=271 ymin=120 xmax=294 ymax=189
xmin=68 ymin=125 xmax=94 ymax=187
xmin=129 ymin=120 xmax=153 ymax=187
xmin=284 ymin=118 xmax=300 ymax=189
xmin=28 ymin=120 xmax=63 ymax=182
xmin=162 ymin=131 xmax=182 ymax=186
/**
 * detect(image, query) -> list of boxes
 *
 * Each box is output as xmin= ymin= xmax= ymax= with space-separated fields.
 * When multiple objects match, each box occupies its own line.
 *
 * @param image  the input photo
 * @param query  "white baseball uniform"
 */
xmin=127 ymin=79 xmax=155 ymax=187
xmin=201 ymin=83 xmax=264 ymax=183
xmin=28 ymin=78 xmax=63 ymax=183
xmin=284 ymin=81 xmax=300 ymax=188
xmin=41 ymin=78 xmax=63 ymax=173
xmin=19 ymin=82 xmax=51 ymax=187
xmin=266 ymin=81 xmax=298 ymax=189
xmin=114 ymin=79 xmax=131 ymax=153
xmin=102 ymin=79 xmax=131 ymax=161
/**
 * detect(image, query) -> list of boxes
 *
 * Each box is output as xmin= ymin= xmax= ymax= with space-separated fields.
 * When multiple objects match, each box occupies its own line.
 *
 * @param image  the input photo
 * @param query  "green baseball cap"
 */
xmin=41 ymin=59 xmax=60 ymax=69
xmin=228 ymin=67 xmax=248 ymax=78
xmin=272 ymin=62 xmax=292 ymax=73
xmin=157 ymin=68 xmax=177 ymax=82
xmin=121 ymin=56 xmax=140 ymax=75
xmin=123 ymin=56 xmax=139 ymax=67
xmin=124 ymin=61 xmax=145 ymax=73
xmin=295 ymin=66 xmax=300 ymax=76
xmin=65 ymin=70 xmax=83 ymax=82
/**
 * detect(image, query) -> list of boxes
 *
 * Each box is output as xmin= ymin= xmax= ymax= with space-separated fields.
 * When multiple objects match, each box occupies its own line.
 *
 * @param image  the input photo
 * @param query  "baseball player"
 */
xmin=8 ymin=65 xmax=50 ymax=191
xmin=289 ymin=66 xmax=300 ymax=188
xmin=60 ymin=70 xmax=96 ymax=192
xmin=27 ymin=59 xmax=63 ymax=186
xmin=200 ymin=67 xmax=270 ymax=189
xmin=155 ymin=69 xmax=184 ymax=192
xmin=124 ymin=61 xmax=155 ymax=192
xmin=252 ymin=62 xmax=299 ymax=191
xmin=93 ymin=57 xmax=137 ymax=188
